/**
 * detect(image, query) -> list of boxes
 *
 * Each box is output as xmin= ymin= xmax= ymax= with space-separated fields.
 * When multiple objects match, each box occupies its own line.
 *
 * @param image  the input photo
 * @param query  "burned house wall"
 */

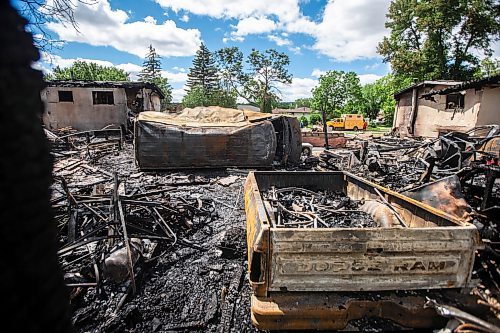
xmin=394 ymin=84 xmax=491 ymax=138
xmin=125 ymin=88 xmax=162 ymax=114
xmin=42 ymin=86 xmax=128 ymax=131
xmin=477 ymin=86 xmax=500 ymax=126
xmin=393 ymin=93 xmax=413 ymax=137
xmin=148 ymin=92 xmax=161 ymax=111
xmin=413 ymin=87 xmax=482 ymax=137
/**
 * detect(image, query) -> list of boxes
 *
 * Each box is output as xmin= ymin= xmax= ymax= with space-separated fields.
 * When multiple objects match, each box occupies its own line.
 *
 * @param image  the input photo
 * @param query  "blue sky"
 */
xmin=19 ymin=0 xmax=399 ymax=101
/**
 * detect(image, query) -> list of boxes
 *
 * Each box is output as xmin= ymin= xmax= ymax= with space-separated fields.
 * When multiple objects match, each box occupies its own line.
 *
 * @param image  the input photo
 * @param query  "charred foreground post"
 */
xmin=0 ymin=1 xmax=72 ymax=332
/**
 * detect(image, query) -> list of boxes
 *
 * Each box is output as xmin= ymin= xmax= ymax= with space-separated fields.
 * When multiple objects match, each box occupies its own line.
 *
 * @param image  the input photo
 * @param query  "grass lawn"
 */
xmin=366 ymin=126 xmax=392 ymax=133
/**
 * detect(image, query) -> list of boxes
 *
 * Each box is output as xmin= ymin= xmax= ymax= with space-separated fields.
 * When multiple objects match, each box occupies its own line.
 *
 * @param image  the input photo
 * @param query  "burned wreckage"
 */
xmin=41 ymin=104 xmax=500 ymax=332
xmin=134 ymin=107 xmax=302 ymax=169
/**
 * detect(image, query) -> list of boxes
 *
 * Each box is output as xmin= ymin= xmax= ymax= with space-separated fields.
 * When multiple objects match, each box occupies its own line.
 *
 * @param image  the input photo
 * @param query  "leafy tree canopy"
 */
xmin=295 ymin=98 xmax=312 ymax=108
xmin=46 ymin=60 xmax=129 ymax=81
xmin=311 ymin=70 xmax=362 ymax=117
xmin=358 ymin=74 xmax=413 ymax=125
xmin=215 ymin=47 xmax=292 ymax=112
xmin=309 ymin=113 xmax=322 ymax=125
xmin=476 ymin=57 xmax=500 ymax=78
xmin=378 ymin=0 xmax=500 ymax=81
xmin=182 ymin=85 xmax=236 ymax=109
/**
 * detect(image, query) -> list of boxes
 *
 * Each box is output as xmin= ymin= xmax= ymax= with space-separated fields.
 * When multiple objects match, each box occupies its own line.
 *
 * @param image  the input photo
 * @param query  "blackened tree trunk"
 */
xmin=0 ymin=1 xmax=73 ymax=332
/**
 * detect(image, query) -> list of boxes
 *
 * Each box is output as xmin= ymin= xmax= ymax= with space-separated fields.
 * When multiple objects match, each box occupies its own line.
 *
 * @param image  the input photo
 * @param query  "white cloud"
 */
xmin=358 ymin=74 xmax=383 ymax=85
xmin=144 ymin=16 xmax=157 ymax=24
xmin=180 ymin=14 xmax=190 ymax=22
xmin=268 ymin=35 xmax=302 ymax=54
xmin=47 ymin=0 xmax=201 ymax=58
xmin=156 ymin=0 xmax=390 ymax=62
xmin=172 ymin=85 xmax=188 ymax=102
xmin=227 ymin=35 xmax=245 ymax=42
xmin=115 ymin=63 xmax=143 ymax=73
xmin=268 ymin=35 xmax=291 ymax=46
xmin=155 ymin=0 xmax=301 ymax=22
xmin=493 ymin=41 xmax=500 ymax=58
xmin=311 ymin=69 xmax=326 ymax=78
xmin=161 ymin=70 xmax=188 ymax=83
xmin=37 ymin=53 xmax=189 ymax=85
xmin=39 ymin=52 xmax=114 ymax=71
xmin=276 ymin=77 xmax=317 ymax=101
xmin=289 ymin=46 xmax=302 ymax=55
xmin=233 ymin=16 xmax=277 ymax=37
xmin=311 ymin=0 xmax=390 ymax=61
xmin=115 ymin=63 xmax=143 ymax=80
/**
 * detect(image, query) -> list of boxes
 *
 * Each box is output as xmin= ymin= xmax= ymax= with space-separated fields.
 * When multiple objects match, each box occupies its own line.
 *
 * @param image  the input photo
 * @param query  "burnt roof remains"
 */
xmin=420 ymin=74 xmax=500 ymax=99
xmin=393 ymin=80 xmax=462 ymax=99
xmin=45 ymin=80 xmax=165 ymax=99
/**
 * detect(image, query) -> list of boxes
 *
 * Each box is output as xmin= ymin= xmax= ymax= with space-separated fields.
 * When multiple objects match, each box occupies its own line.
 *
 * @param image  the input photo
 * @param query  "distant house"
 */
xmin=392 ymin=76 xmax=500 ymax=138
xmin=272 ymin=107 xmax=313 ymax=118
xmin=41 ymin=80 xmax=164 ymax=131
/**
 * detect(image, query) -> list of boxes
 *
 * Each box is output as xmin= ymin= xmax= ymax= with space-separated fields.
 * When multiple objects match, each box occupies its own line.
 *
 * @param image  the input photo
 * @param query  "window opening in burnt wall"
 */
xmin=446 ymin=93 xmax=465 ymax=110
xmin=58 ymin=90 xmax=73 ymax=102
xmin=92 ymin=91 xmax=114 ymax=105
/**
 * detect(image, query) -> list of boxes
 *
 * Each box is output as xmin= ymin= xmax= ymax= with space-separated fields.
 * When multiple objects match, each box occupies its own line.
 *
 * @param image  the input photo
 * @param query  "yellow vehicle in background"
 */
xmin=327 ymin=114 xmax=367 ymax=131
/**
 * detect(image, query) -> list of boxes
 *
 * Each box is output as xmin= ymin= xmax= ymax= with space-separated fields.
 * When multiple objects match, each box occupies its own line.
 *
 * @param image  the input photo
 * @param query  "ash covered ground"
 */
xmin=53 ymin=144 xmax=258 ymax=333
xmin=50 ymin=137 xmax=499 ymax=333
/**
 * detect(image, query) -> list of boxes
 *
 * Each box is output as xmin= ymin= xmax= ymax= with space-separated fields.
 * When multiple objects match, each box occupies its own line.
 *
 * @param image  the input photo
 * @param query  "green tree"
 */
xmin=186 ymin=43 xmax=219 ymax=92
xmin=182 ymin=86 xmax=236 ymax=109
xmin=357 ymin=74 xmax=413 ymax=125
xmin=359 ymin=83 xmax=384 ymax=121
xmin=476 ymin=57 xmax=500 ymax=78
xmin=183 ymin=43 xmax=236 ymax=108
xmin=311 ymin=71 xmax=362 ymax=117
xmin=215 ymin=47 xmax=293 ymax=112
xmin=299 ymin=115 xmax=309 ymax=127
xmin=139 ymin=44 xmax=172 ymax=107
xmin=139 ymin=44 xmax=162 ymax=82
xmin=182 ymin=86 xmax=206 ymax=108
xmin=153 ymin=77 xmax=173 ymax=107
xmin=295 ymin=98 xmax=312 ymax=108
xmin=215 ymin=47 xmax=245 ymax=99
xmin=46 ymin=61 xmax=129 ymax=81
xmin=378 ymin=0 xmax=500 ymax=81
xmin=309 ymin=113 xmax=322 ymax=125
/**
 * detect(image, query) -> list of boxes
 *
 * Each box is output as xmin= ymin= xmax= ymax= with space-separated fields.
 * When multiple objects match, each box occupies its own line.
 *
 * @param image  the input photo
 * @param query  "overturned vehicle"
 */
xmin=134 ymin=107 xmax=302 ymax=169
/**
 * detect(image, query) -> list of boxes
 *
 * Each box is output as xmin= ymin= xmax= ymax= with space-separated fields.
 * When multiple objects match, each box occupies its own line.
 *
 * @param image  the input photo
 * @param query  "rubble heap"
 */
xmin=46 ymin=128 xmax=257 ymax=333
xmin=263 ymin=187 xmax=377 ymax=228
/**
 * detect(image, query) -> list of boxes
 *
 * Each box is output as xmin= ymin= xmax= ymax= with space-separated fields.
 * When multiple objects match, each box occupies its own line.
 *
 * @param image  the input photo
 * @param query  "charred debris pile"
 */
xmin=43 ymin=124 xmax=500 ymax=332
xmin=263 ymin=187 xmax=378 ymax=228
xmin=46 ymin=128 xmax=255 ymax=332
xmin=313 ymin=125 xmax=500 ymax=328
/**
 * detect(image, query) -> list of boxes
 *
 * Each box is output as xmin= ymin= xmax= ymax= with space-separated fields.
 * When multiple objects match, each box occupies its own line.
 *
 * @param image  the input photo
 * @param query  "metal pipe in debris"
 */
xmin=373 ymin=187 xmax=408 ymax=227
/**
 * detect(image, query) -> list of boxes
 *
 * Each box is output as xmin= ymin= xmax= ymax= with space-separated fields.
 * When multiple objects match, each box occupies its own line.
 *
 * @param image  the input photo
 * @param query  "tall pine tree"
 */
xmin=139 ymin=44 xmax=162 ymax=82
xmin=139 ymin=44 xmax=172 ymax=107
xmin=186 ymin=43 xmax=219 ymax=93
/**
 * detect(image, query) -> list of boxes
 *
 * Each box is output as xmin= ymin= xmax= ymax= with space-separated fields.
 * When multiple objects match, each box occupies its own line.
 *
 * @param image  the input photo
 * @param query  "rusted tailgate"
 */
xmin=245 ymin=171 xmax=480 ymax=293
xmin=270 ymin=226 xmax=477 ymax=292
